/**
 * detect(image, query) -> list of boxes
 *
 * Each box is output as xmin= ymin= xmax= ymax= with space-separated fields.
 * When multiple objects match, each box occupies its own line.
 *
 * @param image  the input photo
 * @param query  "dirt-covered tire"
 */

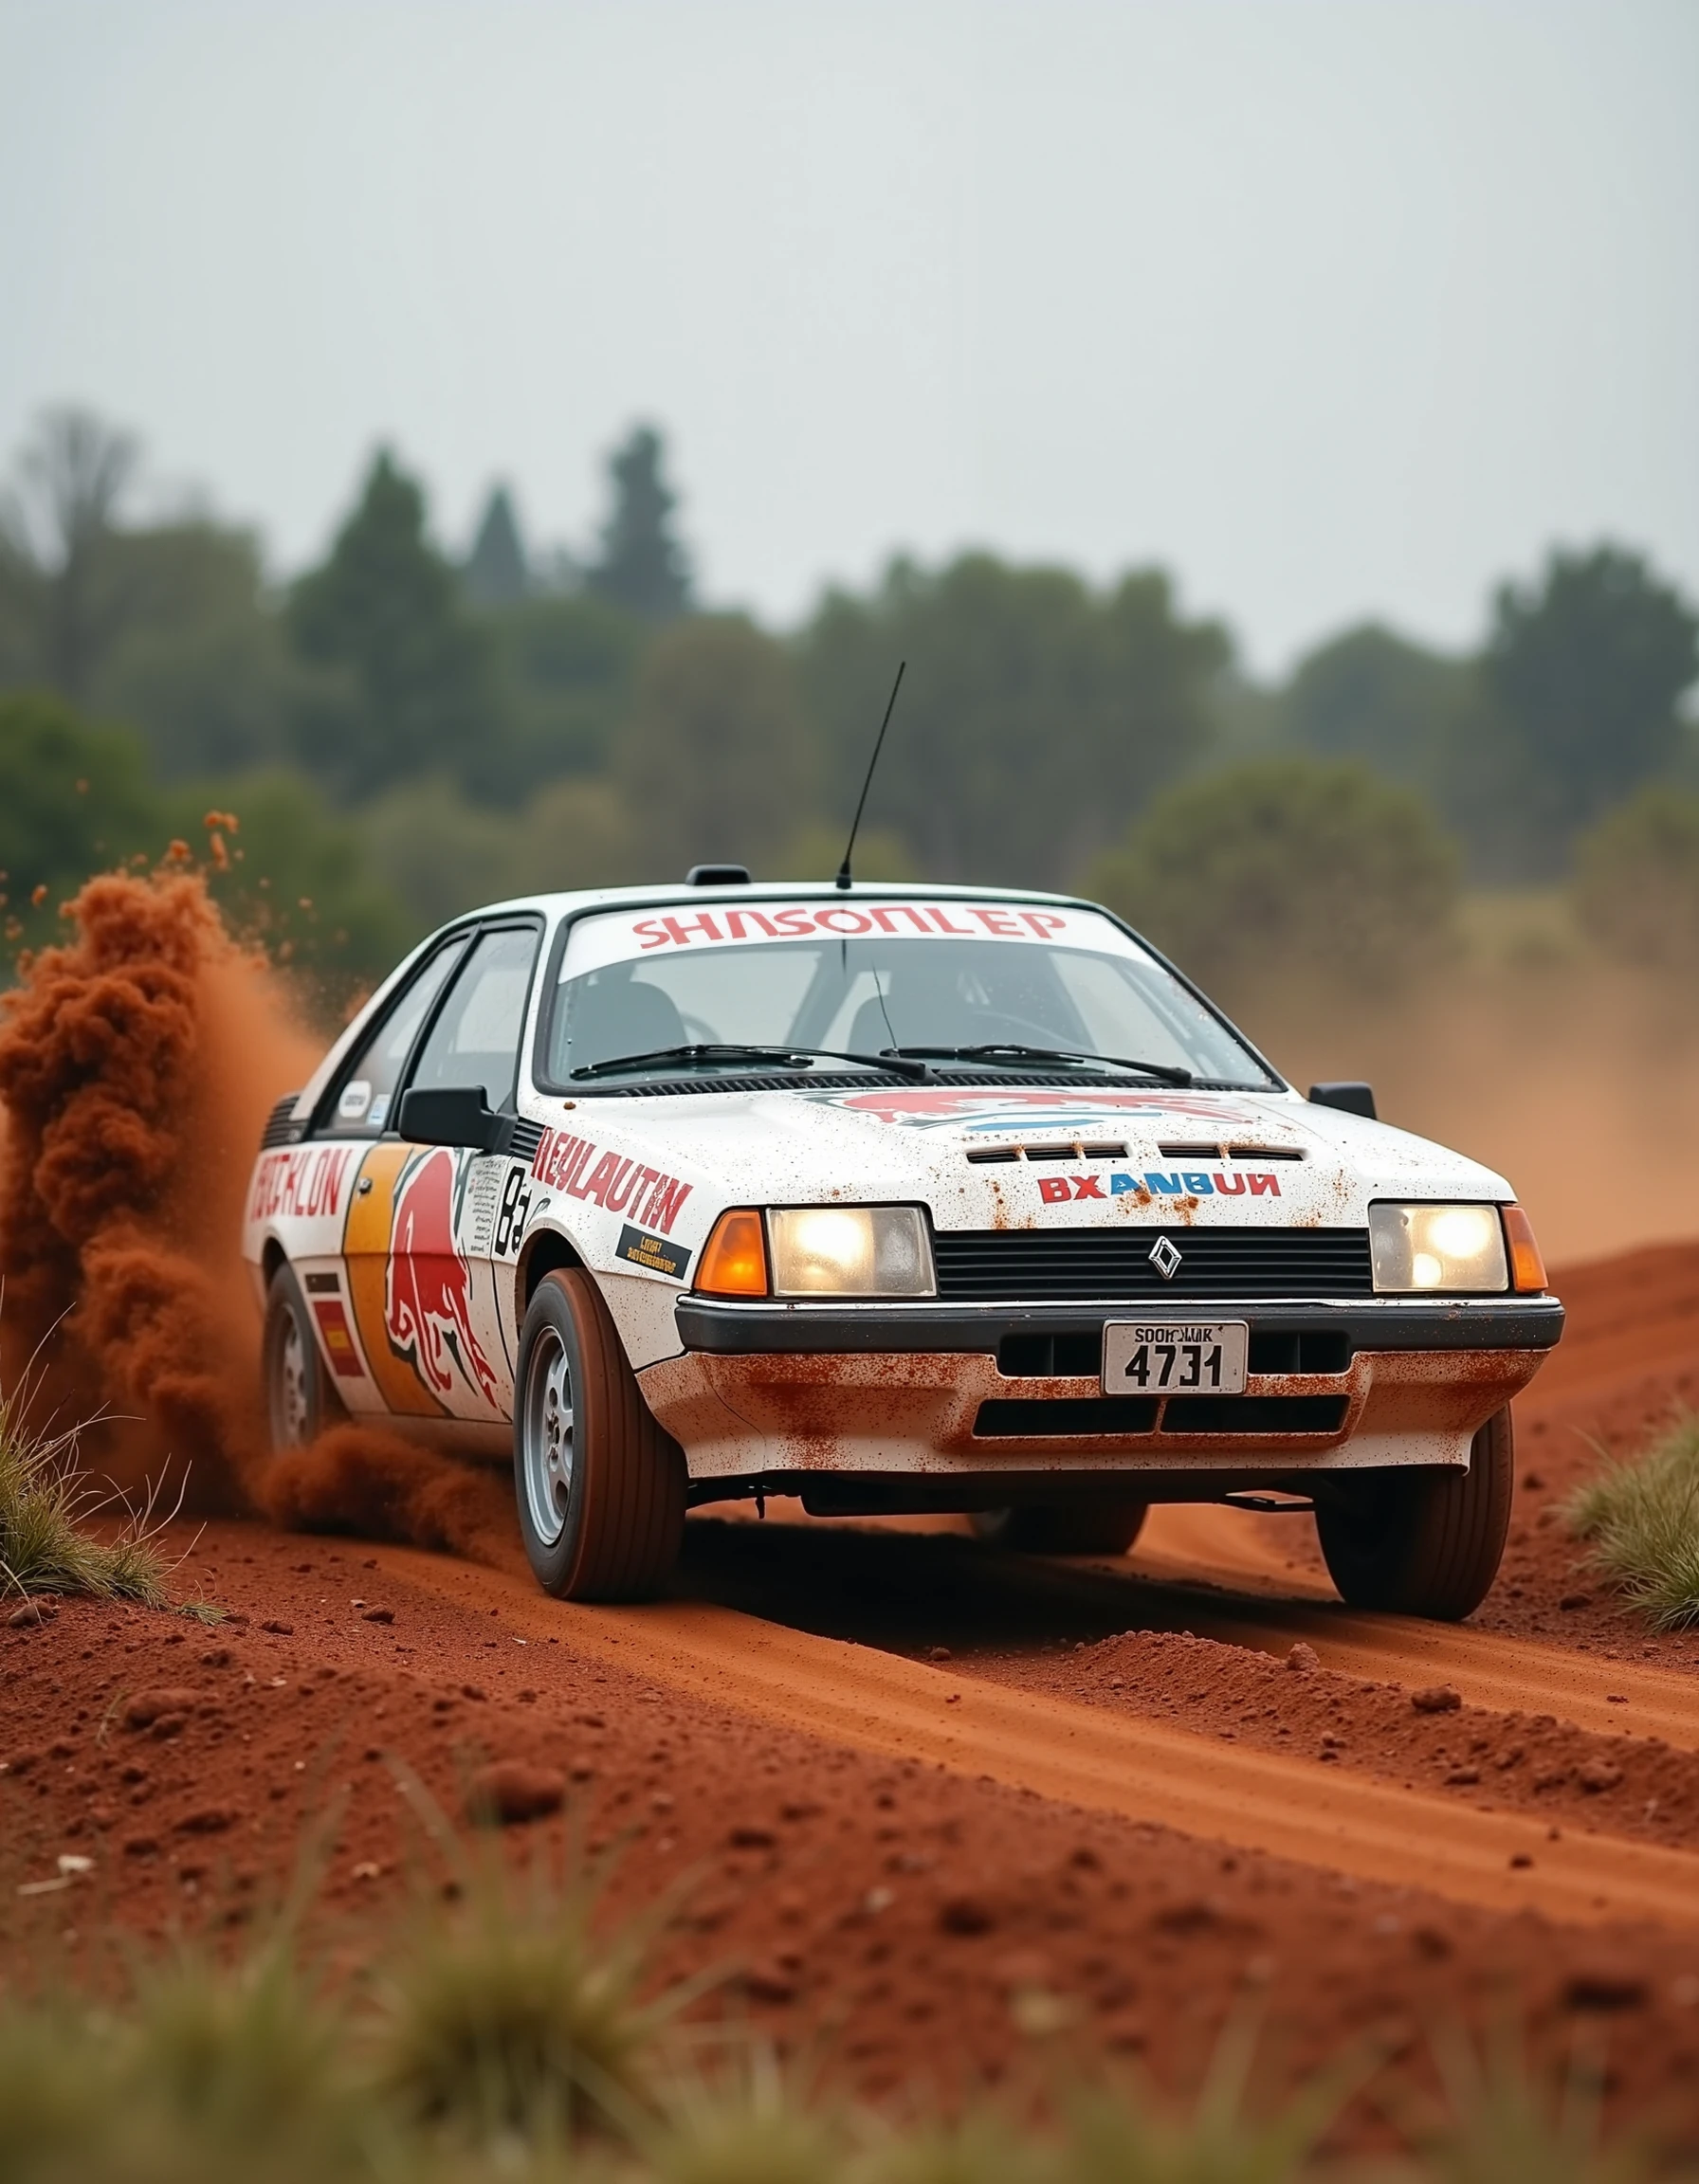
xmin=1314 ymin=1406 xmax=1514 ymax=1620
xmin=514 ymin=1268 xmax=686 ymax=1601
xmin=263 ymin=1262 xmax=343 ymax=1452
xmin=971 ymin=1501 xmax=1148 ymax=1556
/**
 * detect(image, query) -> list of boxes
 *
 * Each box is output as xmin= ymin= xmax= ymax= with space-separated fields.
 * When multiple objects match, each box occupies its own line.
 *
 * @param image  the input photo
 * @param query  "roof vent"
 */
xmin=685 ymin=864 xmax=751 ymax=886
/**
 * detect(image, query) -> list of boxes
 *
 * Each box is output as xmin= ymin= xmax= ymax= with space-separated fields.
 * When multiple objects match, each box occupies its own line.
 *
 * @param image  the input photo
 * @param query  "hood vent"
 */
xmin=1157 ymin=1142 xmax=1306 ymax=1163
xmin=966 ymin=1141 xmax=1127 ymax=1165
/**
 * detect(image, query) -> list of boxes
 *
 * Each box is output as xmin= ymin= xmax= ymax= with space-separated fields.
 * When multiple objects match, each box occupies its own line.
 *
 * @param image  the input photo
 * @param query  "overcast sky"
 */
xmin=2 ymin=0 xmax=1694 ymax=673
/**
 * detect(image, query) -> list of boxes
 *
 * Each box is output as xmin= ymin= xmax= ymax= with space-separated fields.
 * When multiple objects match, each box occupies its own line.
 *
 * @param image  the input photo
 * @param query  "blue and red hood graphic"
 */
xmin=810 ymin=1086 xmax=1271 ymax=1134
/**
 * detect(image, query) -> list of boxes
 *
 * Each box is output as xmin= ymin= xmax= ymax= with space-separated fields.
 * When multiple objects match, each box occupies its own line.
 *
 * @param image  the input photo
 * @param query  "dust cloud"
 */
xmin=0 ymin=868 xmax=508 ymax=1556
xmin=1241 ymin=960 xmax=1699 ymax=1267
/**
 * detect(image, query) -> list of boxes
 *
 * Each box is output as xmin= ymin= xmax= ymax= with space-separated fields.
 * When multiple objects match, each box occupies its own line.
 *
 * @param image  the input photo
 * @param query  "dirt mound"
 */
xmin=0 ymin=868 xmax=506 ymax=1556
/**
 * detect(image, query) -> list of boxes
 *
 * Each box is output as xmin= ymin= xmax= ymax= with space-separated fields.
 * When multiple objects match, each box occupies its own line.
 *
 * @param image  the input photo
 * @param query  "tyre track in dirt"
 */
xmin=373 ymin=1539 xmax=1699 ymax=1931
xmin=1105 ymin=1506 xmax=1699 ymax=1750
xmin=683 ymin=1501 xmax=1699 ymax=1754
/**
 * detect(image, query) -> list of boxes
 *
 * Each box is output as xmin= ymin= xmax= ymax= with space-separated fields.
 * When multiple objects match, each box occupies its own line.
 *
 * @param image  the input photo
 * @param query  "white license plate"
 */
xmin=1103 ymin=1320 xmax=1249 ymax=1396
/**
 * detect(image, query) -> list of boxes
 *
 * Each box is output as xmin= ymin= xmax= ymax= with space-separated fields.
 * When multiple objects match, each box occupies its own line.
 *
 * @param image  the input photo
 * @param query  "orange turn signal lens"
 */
xmin=696 ymin=1208 xmax=769 ymax=1297
xmin=1502 ymin=1204 xmax=1547 ymax=1293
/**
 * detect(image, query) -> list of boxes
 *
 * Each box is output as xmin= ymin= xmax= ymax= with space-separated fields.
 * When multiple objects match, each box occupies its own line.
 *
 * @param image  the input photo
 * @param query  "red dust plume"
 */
xmin=0 ymin=869 xmax=508 ymax=1556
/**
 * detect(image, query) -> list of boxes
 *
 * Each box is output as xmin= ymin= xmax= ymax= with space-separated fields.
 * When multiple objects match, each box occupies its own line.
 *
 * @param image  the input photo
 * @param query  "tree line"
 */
xmin=1 ymin=405 xmax=1695 ymax=1004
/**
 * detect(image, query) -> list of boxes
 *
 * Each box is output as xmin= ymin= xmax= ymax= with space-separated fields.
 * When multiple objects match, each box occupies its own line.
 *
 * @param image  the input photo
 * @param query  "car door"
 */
xmin=327 ymin=935 xmax=471 ymax=1417
xmin=379 ymin=922 xmax=542 ymax=1424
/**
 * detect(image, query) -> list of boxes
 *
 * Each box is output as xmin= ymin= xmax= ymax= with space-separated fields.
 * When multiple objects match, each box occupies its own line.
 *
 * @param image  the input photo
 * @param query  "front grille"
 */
xmin=933 ymin=1227 xmax=1373 ymax=1302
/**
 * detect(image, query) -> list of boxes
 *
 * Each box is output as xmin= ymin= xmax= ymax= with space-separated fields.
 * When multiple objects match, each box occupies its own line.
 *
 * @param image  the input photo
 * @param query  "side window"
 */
xmin=327 ymin=939 xmax=467 ymax=1137
xmin=408 ymin=926 xmax=540 ymax=1113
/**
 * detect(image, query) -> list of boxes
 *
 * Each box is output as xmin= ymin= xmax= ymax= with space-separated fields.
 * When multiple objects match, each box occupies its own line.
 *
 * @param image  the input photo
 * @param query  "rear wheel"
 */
xmin=514 ymin=1268 xmax=686 ymax=1601
xmin=972 ymin=1501 xmax=1148 ymax=1556
xmin=1314 ymin=1406 xmax=1514 ymax=1620
xmin=263 ymin=1263 xmax=342 ymax=1452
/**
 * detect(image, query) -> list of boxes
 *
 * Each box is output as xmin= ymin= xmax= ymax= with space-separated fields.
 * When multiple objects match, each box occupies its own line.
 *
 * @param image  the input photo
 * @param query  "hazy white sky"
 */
xmin=2 ymin=0 xmax=1694 ymax=672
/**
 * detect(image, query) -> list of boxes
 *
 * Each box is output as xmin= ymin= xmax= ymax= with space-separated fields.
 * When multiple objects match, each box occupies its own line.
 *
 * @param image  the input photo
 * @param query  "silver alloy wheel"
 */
xmin=277 ymin=1313 xmax=311 ymax=1447
xmin=521 ymin=1324 xmax=574 ymax=1548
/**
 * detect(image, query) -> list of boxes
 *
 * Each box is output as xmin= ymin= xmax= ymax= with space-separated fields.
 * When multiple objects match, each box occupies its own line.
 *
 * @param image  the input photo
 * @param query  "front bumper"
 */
xmin=674 ymin=1294 xmax=1564 ymax=1358
xmin=637 ymin=1293 xmax=1563 ymax=1483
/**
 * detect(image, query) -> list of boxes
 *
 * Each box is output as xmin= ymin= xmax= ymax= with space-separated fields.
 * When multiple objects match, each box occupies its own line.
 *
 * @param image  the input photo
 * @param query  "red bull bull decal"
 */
xmin=384 ymin=1147 xmax=502 ymax=1405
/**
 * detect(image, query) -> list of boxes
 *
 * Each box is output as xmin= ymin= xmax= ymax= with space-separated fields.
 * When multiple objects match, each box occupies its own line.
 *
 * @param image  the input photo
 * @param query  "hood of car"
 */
xmin=535 ymin=1082 xmax=1512 ymax=1233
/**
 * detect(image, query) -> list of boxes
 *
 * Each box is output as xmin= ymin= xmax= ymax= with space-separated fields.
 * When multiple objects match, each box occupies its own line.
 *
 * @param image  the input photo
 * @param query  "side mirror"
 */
xmin=1306 ymin=1081 xmax=1377 ymax=1121
xmin=398 ymin=1085 xmax=502 ymax=1153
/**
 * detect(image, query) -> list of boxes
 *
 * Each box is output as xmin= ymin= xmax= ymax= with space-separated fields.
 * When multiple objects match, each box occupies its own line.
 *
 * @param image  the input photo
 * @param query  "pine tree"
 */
xmin=588 ymin=425 xmax=690 ymax=620
xmin=463 ymin=484 xmax=529 ymax=608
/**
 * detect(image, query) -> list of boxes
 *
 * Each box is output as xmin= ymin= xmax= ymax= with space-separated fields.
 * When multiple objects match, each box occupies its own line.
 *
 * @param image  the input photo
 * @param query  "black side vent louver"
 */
xmin=260 ymin=1095 xmax=303 ymax=1150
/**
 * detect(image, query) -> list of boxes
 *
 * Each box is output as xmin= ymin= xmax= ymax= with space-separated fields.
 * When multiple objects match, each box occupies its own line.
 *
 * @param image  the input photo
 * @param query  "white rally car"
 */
xmin=243 ymin=873 xmax=1562 ymax=1616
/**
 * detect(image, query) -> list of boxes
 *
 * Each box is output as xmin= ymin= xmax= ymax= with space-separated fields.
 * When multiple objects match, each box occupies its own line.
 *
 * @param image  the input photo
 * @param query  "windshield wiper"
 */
xmin=571 ymin=1042 xmax=932 ymax=1083
xmin=886 ymin=1043 xmax=1192 ymax=1086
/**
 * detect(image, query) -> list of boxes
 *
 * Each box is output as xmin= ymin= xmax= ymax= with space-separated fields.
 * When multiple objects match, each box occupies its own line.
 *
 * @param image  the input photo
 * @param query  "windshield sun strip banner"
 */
xmin=559 ymin=901 xmax=1150 ymax=980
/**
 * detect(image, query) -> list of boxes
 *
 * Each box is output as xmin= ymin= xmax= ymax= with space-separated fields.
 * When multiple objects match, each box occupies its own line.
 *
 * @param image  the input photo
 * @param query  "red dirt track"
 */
xmin=7 ymin=1239 xmax=1699 ymax=2134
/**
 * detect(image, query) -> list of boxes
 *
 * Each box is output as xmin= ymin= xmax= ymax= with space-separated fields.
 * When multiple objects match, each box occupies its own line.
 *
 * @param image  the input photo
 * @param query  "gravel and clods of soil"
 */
xmin=5 ymin=1518 xmax=1699 ymax=2140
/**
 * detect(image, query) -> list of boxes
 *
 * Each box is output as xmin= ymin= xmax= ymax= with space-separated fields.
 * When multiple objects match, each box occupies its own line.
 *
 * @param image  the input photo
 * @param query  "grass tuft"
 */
xmin=1564 ymin=1411 xmax=1699 ymax=1630
xmin=1424 ymin=2019 xmax=1643 ymax=2184
xmin=645 ymin=2048 xmax=849 ymax=2184
xmin=372 ymin=1813 xmax=678 ymax=2143
xmin=0 ymin=1385 xmax=170 ymax=1609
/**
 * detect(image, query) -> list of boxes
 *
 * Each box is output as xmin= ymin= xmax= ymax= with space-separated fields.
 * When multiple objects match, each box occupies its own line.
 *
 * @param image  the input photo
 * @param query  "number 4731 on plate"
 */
xmin=1103 ymin=1320 xmax=1249 ymax=1396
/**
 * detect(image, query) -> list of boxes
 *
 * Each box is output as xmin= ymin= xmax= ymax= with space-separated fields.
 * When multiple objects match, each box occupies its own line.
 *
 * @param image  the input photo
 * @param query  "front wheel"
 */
xmin=514 ymin=1268 xmax=686 ymax=1601
xmin=972 ymin=1501 xmax=1148 ymax=1556
xmin=1313 ymin=1406 xmax=1514 ymax=1620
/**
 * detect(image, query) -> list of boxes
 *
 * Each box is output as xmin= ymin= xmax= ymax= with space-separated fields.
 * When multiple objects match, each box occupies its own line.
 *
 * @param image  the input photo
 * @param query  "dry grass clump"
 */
xmin=1565 ymin=1411 xmax=1699 ymax=1631
xmin=0 ymin=1389 xmax=169 ymax=1609
xmin=0 ymin=1821 xmax=1680 ymax=2183
xmin=371 ymin=1808 xmax=681 ymax=2144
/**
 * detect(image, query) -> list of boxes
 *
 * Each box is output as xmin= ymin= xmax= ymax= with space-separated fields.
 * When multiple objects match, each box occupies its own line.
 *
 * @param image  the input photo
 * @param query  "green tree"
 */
xmin=588 ymin=426 xmax=690 ymax=620
xmin=463 ymin=484 xmax=529 ymax=609
xmin=1480 ymin=544 xmax=1699 ymax=863
xmin=1574 ymin=785 xmax=1699 ymax=974
xmin=1282 ymin=622 xmax=1473 ymax=797
xmin=0 ymin=692 xmax=162 ymax=953
xmin=799 ymin=555 xmax=1228 ymax=888
xmin=90 ymin=521 xmax=299 ymax=778
xmin=287 ymin=450 xmax=502 ymax=801
xmin=1085 ymin=757 xmax=1459 ymax=1006
xmin=615 ymin=615 xmax=813 ymax=878
xmin=363 ymin=774 xmax=643 ymax=935
xmin=488 ymin=591 xmax=647 ymax=782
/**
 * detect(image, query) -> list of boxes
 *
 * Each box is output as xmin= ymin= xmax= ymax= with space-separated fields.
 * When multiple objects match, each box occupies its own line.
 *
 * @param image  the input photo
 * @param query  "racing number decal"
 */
xmin=494 ymin=1163 xmax=531 ymax=1258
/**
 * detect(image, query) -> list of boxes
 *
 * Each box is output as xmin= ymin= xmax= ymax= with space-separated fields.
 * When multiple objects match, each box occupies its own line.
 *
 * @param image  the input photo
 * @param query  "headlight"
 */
xmin=1369 ymin=1203 xmax=1508 ymax=1294
xmin=767 ymin=1206 xmax=936 ymax=1298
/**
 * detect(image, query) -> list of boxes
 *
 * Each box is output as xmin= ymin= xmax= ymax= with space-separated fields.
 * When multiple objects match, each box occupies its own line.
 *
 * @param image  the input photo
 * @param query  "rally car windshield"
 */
xmin=547 ymin=901 xmax=1273 ymax=1088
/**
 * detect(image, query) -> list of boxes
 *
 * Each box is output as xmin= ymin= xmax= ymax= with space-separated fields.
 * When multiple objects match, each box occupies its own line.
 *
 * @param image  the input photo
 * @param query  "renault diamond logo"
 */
xmin=1148 ymin=1235 xmax=1182 ymax=1282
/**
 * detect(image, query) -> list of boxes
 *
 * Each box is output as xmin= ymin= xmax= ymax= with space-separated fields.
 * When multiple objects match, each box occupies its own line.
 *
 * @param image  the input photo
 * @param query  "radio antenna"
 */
xmin=835 ymin=661 xmax=905 ymax=892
